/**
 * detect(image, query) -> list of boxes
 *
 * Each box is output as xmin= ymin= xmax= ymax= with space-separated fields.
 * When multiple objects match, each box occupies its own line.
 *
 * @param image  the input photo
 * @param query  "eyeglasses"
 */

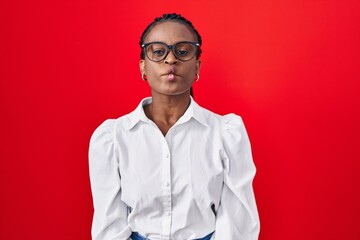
xmin=141 ymin=41 xmax=200 ymax=62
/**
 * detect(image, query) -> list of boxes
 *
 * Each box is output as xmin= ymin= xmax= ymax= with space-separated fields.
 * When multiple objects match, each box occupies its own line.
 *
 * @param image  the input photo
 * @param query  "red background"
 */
xmin=1 ymin=0 xmax=359 ymax=239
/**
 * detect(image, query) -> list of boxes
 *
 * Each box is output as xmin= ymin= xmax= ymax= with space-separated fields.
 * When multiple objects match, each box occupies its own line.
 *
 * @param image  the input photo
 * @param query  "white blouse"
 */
xmin=89 ymin=97 xmax=260 ymax=240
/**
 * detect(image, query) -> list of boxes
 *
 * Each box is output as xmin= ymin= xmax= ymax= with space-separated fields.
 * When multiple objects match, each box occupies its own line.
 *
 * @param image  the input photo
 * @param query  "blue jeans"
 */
xmin=131 ymin=231 xmax=214 ymax=240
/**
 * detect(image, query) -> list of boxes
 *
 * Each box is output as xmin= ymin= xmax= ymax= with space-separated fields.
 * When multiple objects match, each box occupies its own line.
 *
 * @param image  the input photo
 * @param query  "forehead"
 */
xmin=144 ymin=21 xmax=196 ymax=44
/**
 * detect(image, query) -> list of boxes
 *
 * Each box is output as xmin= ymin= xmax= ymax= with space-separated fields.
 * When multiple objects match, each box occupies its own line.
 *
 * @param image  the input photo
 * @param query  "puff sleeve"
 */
xmin=214 ymin=114 xmax=260 ymax=239
xmin=89 ymin=120 xmax=131 ymax=240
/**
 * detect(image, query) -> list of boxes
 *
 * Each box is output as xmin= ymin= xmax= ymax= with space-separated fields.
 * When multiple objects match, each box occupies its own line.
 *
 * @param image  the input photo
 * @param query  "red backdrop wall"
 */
xmin=1 ymin=0 xmax=359 ymax=239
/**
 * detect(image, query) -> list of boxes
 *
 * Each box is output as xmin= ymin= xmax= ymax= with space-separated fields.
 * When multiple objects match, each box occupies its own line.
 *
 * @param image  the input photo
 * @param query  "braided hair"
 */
xmin=139 ymin=13 xmax=202 ymax=60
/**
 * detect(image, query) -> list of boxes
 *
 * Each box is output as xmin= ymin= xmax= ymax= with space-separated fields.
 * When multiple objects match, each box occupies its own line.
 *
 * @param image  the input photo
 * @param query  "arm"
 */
xmin=214 ymin=114 xmax=260 ymax=240
xmin=89 ymin=120 xmax=131 ymax=240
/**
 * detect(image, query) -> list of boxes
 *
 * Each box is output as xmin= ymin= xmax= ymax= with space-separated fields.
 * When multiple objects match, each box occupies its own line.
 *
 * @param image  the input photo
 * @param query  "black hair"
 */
xmin=139 ymin=13 xmax=202 ymax=60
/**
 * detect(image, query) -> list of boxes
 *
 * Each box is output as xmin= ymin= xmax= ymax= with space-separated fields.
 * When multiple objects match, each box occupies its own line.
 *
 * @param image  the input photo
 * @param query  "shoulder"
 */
xmin=94 ymin=104 xmax=142 ymax=135
xmin=195 ymin=103 xmax=245 ymax=130
xmin=91 ymin=113 xmax=135 ymax=141
xmin=219 ymin=114 xmax=247 ymax=144
xmin=88 ymin=115 xmax=134 ymax=165
xmin=221 ymin=114 xmax=245 ymax=131
xmin=196 ymin=104 xmax=248 ymax=144
xmin=89 ymin=119 xmax=116 ymax=149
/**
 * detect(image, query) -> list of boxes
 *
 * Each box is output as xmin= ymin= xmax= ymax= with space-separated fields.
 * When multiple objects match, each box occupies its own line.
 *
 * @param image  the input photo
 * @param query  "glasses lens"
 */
xmin=174 ymin=42 xmax=196 ymax=61
xmin=145 ymin=43 xmax=168 ymax=62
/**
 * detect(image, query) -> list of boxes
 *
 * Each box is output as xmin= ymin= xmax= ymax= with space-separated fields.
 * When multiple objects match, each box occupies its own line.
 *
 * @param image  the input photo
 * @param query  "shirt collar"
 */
xmin=127 ymin=97 xmax=208 ymax=130
xmin=180 ymin=97 xmax=209 ymax=127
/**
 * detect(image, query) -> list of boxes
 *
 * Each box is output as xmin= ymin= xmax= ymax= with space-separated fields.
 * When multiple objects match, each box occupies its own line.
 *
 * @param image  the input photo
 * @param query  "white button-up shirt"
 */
xmin=89 ymin=97 xmax=260 ymax=240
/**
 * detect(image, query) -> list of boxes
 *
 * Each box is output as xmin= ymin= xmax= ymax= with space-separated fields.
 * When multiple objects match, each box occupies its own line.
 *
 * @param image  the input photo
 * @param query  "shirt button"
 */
xmin=165 ymin=153 xmax=169 ymax=158
xmin=166 ymin=182 xmax=170 ymax=187
xmin=166 ymin=211 xmax=171 ymax=216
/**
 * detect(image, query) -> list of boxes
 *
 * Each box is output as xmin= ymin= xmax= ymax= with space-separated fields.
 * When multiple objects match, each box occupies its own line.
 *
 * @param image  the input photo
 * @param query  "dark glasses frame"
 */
xmin=141 ymin=41 xmax=200 ymax=62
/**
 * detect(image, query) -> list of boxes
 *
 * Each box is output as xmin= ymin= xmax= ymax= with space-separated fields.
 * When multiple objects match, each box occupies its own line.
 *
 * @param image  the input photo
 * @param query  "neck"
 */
xmin=144 ymin=92 xmax=191 ymax=135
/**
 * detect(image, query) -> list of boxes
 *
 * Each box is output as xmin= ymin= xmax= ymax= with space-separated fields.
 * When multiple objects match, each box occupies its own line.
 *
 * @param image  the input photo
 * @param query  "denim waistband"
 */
xmin=130 ymin=231 xmax=214 ymax=240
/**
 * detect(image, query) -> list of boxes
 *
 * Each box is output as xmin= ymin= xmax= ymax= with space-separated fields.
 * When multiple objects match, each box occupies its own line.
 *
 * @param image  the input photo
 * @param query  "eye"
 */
xmin=176 ymin=49 xmax=189 ymax=56
xmin=146 ymin=43 xmax=167 ymax=57
xmin=153 ymin=49 xmax=166 ymax=56
xmin=174 ymin=42 xmax=195 ymax=59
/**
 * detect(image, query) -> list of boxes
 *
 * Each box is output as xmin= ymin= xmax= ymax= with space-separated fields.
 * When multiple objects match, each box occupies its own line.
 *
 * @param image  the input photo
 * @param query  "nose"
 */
xmin=164 ymin=49 xmax=178 ymax=65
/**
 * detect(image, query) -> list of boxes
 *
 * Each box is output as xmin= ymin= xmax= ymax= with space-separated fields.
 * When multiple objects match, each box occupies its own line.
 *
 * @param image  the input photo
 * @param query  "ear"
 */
xmin=196 ymin=60 xmax=201 ymax=75
xmin=139 ymin=60 xmax=146 ymax=75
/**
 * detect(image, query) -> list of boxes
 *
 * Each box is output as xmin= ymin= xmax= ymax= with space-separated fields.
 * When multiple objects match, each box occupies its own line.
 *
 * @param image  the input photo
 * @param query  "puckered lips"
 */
xmin=163 ymin=66 xmax=176 ymax=81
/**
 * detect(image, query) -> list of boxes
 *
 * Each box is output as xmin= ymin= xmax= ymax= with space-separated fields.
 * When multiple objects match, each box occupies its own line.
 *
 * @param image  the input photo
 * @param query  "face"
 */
xmin=139 ymin=21 xmax=201 ymax=97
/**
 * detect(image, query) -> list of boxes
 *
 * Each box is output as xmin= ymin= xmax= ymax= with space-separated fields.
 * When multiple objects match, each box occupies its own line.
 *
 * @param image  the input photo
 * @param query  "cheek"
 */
xmin=144 ymin=62 xmax=161 ymax=77
xmin=184 ymin=64 xmax=198 ymax=78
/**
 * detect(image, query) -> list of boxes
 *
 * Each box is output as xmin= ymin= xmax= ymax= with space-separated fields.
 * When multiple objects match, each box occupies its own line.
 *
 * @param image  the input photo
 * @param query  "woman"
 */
xmin=89 ymin=13 xmax=260 ymax=240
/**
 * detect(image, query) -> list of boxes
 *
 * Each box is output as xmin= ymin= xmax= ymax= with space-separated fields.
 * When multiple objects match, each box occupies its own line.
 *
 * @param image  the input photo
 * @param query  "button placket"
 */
xmin=161 ymin=137 xmax=172 ymax=239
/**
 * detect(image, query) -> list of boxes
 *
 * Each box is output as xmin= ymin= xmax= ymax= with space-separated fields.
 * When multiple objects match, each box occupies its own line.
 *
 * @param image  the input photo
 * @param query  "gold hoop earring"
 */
xmin=195 ymin=74 xmax=200 ymax=82
xmin=142 ymin=73 xmax=147 ymax=81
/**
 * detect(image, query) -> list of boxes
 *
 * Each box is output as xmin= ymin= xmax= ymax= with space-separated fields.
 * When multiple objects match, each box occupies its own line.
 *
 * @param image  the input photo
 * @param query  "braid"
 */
xmin=139 ymin=13 xmax=202 ymax=60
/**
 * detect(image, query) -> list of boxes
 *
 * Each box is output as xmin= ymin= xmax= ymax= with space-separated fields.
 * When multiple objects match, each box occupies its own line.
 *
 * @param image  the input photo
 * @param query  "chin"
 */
xmin=167 ymin=89 xmax=191 ymax=96
xmin=153 ymin=88 xmax=190 ymax=97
